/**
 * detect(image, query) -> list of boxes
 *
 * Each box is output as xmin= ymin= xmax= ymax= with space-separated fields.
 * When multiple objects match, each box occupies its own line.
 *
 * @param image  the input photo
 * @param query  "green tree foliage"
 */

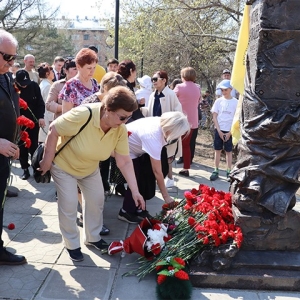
xmin=0 ymin=0 xmax=74 ymax=65
xmin=117 ymin=0 xmax=244 ymax=92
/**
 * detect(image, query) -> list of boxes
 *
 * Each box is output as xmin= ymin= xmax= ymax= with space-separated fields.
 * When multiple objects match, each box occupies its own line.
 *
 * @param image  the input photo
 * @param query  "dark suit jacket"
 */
xmin=0 ymin=73 xmax=20 ymax=142
xmin=52 ymin=69 xmax=66 ymax=82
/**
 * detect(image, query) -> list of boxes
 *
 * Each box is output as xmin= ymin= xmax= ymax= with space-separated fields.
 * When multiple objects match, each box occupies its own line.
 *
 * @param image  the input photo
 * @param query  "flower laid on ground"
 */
xmin=155 ymin=256 xmax=193 ymax=300
xmin=123 ymin=184 xmax=243 ymax=279
xmin=108 ymin=218 xmax=171 ymax=258
xmin=7 ymin=223 xmax=15 ymax=230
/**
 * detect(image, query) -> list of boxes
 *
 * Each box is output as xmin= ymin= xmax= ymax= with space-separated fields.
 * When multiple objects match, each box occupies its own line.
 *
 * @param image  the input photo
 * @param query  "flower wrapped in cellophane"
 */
xmin=108 ymin=218 xmax=171 ymax=259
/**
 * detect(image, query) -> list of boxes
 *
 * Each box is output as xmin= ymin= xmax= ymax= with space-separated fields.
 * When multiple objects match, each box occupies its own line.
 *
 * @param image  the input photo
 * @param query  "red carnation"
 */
xmin=163 ymin=234 xmax=172 ymax=242
xmin=20 ymin=130 xmax=29 ymax=141
xmin=153 ymin=224 xmax=161 ymax=231
xmin=25 ymin=138 xmax=31 ymax=148
xmin=151 ymin=243 xmax=161 ymax=256
xmin=25 ymin=119 xmax=35 ymax=129
xmin=19 ymin=98 xmax=28 ymax=110
xmin=188 ymin=216 xmax=196 ymax=227
xmin=127 ymin=131 xmax=132 ymax=137
xmin=157 ymin=274 xmax=167 ymax=284
xmin=173 ymin=257 xmax=185 ymax=266
xmin=7 ymin=223 xmax=15 ymax=230
xmin=175 ymin=270 xmax=189 ymax=280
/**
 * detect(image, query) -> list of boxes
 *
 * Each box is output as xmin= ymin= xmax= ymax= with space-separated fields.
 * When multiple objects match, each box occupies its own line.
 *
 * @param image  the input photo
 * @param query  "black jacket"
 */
xmin=0 ymin=73 xmax=20 ymax=142
xmin=18 ymin=81 xmax=45 ymax=121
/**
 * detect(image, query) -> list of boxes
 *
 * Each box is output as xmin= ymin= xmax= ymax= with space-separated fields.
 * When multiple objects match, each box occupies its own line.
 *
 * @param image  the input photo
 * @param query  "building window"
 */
xmin=83 ymin=34 xmax=89 ymax=40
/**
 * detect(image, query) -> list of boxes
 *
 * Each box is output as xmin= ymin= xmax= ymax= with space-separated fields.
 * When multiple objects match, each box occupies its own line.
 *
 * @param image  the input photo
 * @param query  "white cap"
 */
xmin=137 ymin=75 xmax=152 ymax=91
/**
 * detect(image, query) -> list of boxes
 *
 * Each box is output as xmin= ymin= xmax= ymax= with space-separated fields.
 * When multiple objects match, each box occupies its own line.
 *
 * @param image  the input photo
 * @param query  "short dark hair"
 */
xmin=88 ymin=45 xmax=98 ymax=53
xmin=169 ymin=78 xmax=182 ymax=90
xmin=64 ymin=58 xmax=76 ymax=70
xmin=107 ymin=58 xmax=119 ymax=66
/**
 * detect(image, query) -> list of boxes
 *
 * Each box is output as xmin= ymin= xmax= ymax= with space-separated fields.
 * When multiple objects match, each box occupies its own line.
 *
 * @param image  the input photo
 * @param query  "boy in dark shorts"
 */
xmin=210 ymin=80 xmax=238 ymax=181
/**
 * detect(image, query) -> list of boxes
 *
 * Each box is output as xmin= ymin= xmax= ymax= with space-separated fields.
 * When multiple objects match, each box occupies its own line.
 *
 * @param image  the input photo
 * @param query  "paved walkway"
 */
xmin=1 ymin=160 xmax=300 ymax=300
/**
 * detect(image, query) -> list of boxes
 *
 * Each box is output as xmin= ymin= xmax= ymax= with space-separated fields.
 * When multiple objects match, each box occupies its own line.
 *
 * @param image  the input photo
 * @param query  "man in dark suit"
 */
xmin=0 ymin=29 xmax=27 ymax=265
xmin=52 ymin=56 xmax=66 ymax=82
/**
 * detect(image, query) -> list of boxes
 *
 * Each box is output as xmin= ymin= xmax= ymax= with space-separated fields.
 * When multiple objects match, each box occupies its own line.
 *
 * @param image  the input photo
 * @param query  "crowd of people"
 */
xmin=0 ymin=28 xmax=238 ymax=263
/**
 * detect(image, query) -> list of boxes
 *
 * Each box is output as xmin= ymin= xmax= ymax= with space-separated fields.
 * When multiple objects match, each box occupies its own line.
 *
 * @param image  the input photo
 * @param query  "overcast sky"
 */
xmin=57 ymin=0 xmax=115 ymax=19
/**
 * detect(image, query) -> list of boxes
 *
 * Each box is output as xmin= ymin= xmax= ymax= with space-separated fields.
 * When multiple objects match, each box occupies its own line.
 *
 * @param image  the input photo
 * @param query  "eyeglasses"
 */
xmin=0 ymin=51 xmax=17 ymax=62
xmin=151 ymin=77 xmax=162 ymax=83
xmin=113 ymin=111 xmax=132 ymax=121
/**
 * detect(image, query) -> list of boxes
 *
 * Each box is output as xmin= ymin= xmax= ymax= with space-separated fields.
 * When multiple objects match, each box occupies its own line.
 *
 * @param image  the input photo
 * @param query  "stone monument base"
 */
xmin=189 ymin=250 xmax=300 ymax=291
xmin=233 ymin=206 xmax=300 ymax=251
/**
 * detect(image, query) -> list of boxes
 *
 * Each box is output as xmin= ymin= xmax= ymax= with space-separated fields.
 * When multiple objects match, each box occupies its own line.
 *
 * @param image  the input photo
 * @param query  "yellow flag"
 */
xmin=231 ymin=5 xmax=250 ymax=145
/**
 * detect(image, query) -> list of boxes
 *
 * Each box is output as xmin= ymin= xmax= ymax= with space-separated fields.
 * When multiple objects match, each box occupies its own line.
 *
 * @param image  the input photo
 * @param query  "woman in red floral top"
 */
xmin=59 ymin=48 xmax=99 ymax=113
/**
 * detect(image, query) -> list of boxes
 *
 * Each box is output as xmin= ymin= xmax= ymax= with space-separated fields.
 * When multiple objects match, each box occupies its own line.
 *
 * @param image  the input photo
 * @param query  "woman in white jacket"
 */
xmin=37 ymin=63 xmax=54 ymax=143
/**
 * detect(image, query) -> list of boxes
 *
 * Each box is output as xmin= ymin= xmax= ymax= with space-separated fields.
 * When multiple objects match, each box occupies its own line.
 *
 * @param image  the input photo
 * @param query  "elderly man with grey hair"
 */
xmin=0 ymin=29 xmax=27 ymax=265
xmin=23 ymin=53 xmax=39 ymax=83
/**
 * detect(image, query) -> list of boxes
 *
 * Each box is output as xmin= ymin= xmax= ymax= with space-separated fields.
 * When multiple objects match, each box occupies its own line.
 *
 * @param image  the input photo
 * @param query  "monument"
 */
xmin=230 ymin=0 xmax=300 ymax=251
xmin=190 ymin=0 xmax=300 ymax=290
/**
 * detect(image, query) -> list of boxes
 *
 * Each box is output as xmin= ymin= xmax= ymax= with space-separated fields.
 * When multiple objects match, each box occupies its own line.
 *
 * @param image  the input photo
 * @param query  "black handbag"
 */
xmin=32 ymin=106 xmax=92 ymax=183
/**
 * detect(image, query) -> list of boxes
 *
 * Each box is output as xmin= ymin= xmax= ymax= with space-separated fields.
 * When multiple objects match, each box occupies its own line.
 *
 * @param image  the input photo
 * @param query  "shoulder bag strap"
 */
xmin=54 ymin=106 xmax=92 ymax=157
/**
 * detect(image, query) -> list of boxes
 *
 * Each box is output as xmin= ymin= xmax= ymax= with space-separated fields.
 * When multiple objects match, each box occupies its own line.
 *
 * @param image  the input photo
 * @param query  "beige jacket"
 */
xmin=45 ymin=78 xmax=66 ymax=119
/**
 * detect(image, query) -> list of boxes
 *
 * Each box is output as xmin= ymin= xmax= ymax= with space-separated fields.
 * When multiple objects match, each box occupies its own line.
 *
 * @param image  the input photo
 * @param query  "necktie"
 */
xmin=57 ymin=73 xmax=60 ymax=80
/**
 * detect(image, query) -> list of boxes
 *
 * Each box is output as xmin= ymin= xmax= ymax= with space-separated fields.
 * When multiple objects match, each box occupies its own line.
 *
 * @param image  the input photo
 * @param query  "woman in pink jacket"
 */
xmin=174 ymin=67 xmax=201 ymax=177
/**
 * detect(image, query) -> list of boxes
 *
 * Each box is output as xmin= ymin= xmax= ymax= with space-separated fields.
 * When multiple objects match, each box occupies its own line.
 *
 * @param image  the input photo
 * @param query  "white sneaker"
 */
xmin=165 ymin=177 xmax=175 ymax=188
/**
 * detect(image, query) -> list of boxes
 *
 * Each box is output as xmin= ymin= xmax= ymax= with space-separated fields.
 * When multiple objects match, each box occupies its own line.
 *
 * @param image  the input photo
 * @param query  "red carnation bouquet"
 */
xmin=124 ymin=184 xmax=243 ymax=279
xmin=2 ymin=98 xmax=35 ymax=208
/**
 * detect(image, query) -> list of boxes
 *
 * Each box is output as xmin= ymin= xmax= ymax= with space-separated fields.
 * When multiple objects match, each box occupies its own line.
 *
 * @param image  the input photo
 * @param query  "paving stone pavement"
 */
xmin=1 ymin=160 xmax=300 ymax=300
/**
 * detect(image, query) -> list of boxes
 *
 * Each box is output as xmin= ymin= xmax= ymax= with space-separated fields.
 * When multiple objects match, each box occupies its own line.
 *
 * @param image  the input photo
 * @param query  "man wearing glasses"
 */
xmin=0 ymin=29 xmax=27 ymax=265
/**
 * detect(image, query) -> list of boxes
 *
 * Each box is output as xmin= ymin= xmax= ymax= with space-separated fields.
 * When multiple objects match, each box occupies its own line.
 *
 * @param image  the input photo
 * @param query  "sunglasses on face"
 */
xmin=0 ymin=51 xmax=17 ymax=62
xmin=151 ymin=77 xmax=162 ymax=83
xmin=113 ymin=111 xmax=132 ymax=121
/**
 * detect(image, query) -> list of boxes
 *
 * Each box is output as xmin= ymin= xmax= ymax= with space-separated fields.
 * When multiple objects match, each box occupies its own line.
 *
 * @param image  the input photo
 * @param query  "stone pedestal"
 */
xmin=233 ymin=206 xmax=300 ymax=251
xmin=190 ymin=250 xmax=300 ymax=291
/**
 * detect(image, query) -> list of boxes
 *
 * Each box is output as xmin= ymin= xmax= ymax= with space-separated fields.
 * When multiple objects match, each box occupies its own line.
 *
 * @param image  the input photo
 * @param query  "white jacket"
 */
xmin=141 ymin=85 xmax=183 ymax=157
xmin=141 ymin=85 xmax=182 ymax=116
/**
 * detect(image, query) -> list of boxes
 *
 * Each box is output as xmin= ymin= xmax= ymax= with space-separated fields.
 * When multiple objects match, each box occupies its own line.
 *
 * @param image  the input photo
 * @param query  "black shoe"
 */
xmin=115 ymin=184 xmax=126 ymax=197
xmin=65 ymin=247 xmax=84 ymax=261
xmin=21 ymin=169 xmax=30 ymax=180
xmin=0 ymin=248 xmax=27 ymax=265
xmin=136 ymin=210 xmax=153 ymax=219
xmin=85 ymin=239 xmax=109 ymax=251
xmin=179 ymin=170 xmax=189 ymax=177
xmin=6 ymin=190 xmax=18 ymax=197
xmin=118 ymin=209 xmax=141 ymax=224
xmin=177 ymin=157 xmax=183 ymax=164
xmin=100 ymin=225 xmax=110 ymax=235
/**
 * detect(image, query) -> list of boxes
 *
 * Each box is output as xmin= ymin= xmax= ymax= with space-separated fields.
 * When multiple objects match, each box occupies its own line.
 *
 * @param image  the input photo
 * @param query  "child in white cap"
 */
xmin=210 ymin=79 xmax=238 ymax=181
